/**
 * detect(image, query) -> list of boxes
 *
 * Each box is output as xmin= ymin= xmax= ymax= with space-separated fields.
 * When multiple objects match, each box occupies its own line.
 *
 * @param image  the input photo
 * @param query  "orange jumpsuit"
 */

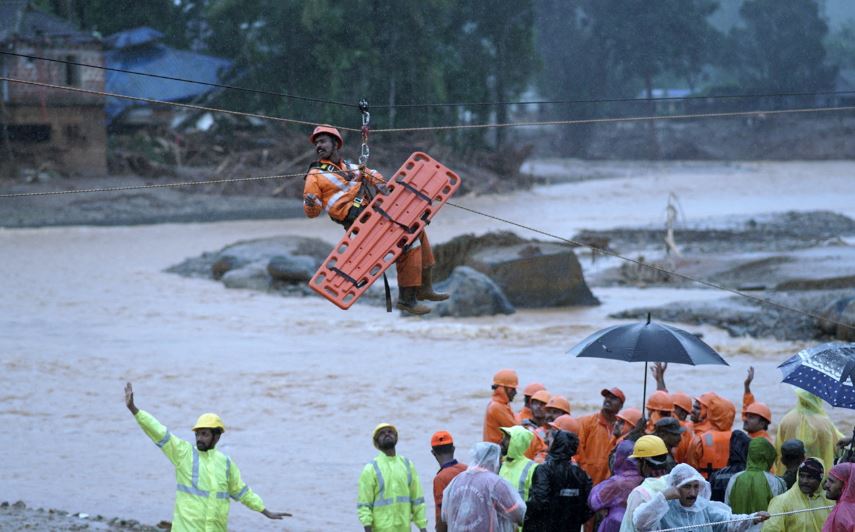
xmin=673 ymin=419 xmax=694 ymax=464
xmin=577 ymin=411 xmax=617 ymax=485
xmin=689 ymin=395 xmax=735 ymax=477
xmin=303 ymin=158 xmax=434 ymax=287
xmin=483 ymin=387 xmax=518 ymax=444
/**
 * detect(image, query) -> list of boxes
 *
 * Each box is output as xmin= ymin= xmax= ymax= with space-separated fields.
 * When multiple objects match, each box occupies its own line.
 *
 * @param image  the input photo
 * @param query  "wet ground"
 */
xmin=2 ymin=160 xmax=855 ymax=530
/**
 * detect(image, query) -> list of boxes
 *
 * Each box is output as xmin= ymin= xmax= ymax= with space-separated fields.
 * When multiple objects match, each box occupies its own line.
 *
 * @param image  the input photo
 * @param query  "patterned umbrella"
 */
xmin=778 ymin=343 xmax=855 ymax=408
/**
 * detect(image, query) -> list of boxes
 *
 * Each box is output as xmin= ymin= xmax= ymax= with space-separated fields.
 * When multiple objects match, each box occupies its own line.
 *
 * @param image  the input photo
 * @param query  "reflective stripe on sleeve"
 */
xmin=357 ymin=502 xmax=373 ymax=509
xmin=519 ymin=461 xmax=535 ymax=498
xmin=156 ymin=432 xmax=171 ymax=448
xmin=231 ymin=485 xmax=249 ymax=501
xmin=411 ymin=497 xmax=425 ymax=505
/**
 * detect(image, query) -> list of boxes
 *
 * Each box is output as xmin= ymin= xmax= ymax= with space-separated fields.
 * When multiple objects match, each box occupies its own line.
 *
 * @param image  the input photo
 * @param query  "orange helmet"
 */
xmin=492 ymin=369 xmax=519 ymax=388
xmin=549 ymin=414 xmax=581 ymax=434
xmin=530 ymin=390 xmax=551 ymax=405
xmin=671 ymin=392 xmax=693 ymax=414
xmin=646 ymin=391 xmax=674 ymax=412
xmin=745 ymin=402 xmax=772 ymax=423
xmin=617 ymin=408 xmax=643 ymax=428
xmin=523 ymin=382 xmax=546 ymax=397
xmin=545 ymin=395 xmax=571 ymax=415
xmin=309 ymin=125 xmax=343 ymax=148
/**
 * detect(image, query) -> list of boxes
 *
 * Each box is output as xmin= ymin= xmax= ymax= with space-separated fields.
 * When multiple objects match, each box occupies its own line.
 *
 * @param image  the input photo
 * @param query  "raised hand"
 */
xmin=125 ymin=382 xmax=138 ymax=415
xmin=653 ymin=362 xmax=668 ymax=391
xmin=744 ymin=366 xmax=754 ymax=393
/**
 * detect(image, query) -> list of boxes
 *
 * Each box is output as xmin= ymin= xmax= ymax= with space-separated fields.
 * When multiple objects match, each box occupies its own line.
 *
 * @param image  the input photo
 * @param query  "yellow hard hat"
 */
xmin=192 ymin=413 xmax=225 ymax=432
xmin=630 ymin=435 xmax=668 ymax=459
xmin=373 ymin=423 xmax=397 ymax=440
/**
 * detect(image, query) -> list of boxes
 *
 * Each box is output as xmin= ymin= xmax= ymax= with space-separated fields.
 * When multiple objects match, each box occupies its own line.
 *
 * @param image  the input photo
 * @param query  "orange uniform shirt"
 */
xmin=433 ymin=460 xmax=467 ymax=532
xmin=483 ymin=387 xmax=518 ymax=444
xmin=303 ymin=159 xmax=384 ymax=222
xmin=577 ymin=411 xmax=617 ymax=485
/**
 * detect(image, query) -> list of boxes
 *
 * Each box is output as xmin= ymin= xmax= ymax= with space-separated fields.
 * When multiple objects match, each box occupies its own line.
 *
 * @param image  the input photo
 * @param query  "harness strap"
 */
xmin=330 ymin=267 xmax=366 ymax=288
xmin=395 ymin=176 xmax=433 ymax=204
xmin=372 ymin=204 xmax=415 ymax=234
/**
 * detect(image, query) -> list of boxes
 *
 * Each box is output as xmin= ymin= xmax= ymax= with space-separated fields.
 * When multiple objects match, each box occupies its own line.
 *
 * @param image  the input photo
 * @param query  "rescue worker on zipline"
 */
xmin=303 ymin=125 xmax=448 ymax=315
xmin=124 ymin=383 xmax=289 ymax=530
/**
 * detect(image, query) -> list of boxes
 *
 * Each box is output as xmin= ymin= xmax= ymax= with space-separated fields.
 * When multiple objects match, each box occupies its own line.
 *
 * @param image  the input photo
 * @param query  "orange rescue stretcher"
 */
xmin=309 ymin=152 xmax=461 ymax=309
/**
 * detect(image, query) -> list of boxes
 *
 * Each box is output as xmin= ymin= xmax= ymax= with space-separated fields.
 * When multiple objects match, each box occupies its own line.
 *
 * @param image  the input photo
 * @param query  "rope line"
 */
xmin=6 ymin=49 xmax=855 ymax=111
xmin=4 ymin=77 xmax=855 ymax=134
xmin=652 ymin=504 xmax=834 ymax=532
xmin=0 ymin=77 xmax=358 ymax=132
xmin=445 ymin=201 xmax=854 ymax=333
xmin=0 ymin=50 xmax=358 ymax=108
xmin=0 ymin=172 xmax=307 ymax=198
xmin=372 ymin=105 xmax=855 ymax=133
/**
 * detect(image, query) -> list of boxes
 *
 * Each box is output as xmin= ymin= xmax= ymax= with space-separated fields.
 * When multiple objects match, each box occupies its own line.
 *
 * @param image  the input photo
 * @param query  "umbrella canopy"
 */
xmin=568 ymin=317 xmax=728 ymax=415
xmin=568 ymin=319 xmax=728 ymax=366
xmin=778 ymin=342 xmax=855 ymax=408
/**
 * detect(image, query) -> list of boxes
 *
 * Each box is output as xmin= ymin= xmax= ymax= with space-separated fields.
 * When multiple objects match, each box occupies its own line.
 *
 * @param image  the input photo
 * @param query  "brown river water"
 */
xmin=2 ymin=161 xmax=854 ymax=530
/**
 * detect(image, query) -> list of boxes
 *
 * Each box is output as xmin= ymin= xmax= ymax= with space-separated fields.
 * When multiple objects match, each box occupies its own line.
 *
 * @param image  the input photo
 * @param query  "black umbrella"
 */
xmin=567 ymin=314 xmax=729 ymax=415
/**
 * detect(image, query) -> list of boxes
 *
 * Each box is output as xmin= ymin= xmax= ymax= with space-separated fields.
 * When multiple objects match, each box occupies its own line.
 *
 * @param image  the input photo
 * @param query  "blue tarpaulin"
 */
xmin=104 ymin=27 xmax=232 ymax=122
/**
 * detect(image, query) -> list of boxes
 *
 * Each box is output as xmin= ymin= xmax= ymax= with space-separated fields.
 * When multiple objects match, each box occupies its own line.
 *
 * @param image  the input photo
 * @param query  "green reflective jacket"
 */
xmin=358 ymin=453 xmax=427 ymax=531
xmin=499 ymin=426 xmax=538 ymax=502
xmin=135 ymin=410 xmax=265 ymax=532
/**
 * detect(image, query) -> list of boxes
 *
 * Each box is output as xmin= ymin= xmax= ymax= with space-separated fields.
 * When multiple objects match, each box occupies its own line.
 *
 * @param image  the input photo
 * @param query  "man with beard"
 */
xmin=763 ymin=458 xmax=831 ymax=532
xmin=632 ymin=463 xmax=769 ymax=531
xmin=303 ymin=125 xmax=447 ymax=315
xmin=823 ymin=462 xmax=855 ymax=531
xmin=358 ymin=423 xmax=428 ymax=532
xmin=124 ymin=383 xmax=289 ymax=530
xmin=578 ymin=387 xmax=625 ymax=486
xmin=525 ymin=430 xmax=593 ymax=532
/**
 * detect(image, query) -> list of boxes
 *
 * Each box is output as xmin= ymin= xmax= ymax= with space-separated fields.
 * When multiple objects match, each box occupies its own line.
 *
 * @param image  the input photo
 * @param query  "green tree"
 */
xmin=729 ymin=0 xmax=837 ymax=91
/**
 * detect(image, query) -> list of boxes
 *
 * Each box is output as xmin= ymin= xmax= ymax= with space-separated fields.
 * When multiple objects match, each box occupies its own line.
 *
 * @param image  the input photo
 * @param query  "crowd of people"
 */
xmin=357 ymin=364 xmax=855 ymax=532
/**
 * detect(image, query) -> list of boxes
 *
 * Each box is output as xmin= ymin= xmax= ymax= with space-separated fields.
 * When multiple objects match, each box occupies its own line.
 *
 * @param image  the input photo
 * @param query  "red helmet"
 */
xmin=310 ymin=125 xmax=343 ymax=148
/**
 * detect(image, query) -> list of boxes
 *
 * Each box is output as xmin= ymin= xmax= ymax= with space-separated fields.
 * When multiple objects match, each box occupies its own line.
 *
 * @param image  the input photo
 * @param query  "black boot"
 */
xmin=396 ymin=286 xmax=431 ymax=315
xmin=416 ymin=267 xmax=449 ymax=301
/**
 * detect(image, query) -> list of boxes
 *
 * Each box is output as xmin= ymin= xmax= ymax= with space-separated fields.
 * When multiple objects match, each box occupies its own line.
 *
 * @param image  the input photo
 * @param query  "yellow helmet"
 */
xmin=192 ymin=413 xmax=225 ymax=432
xmin=630 ymin=435 xmax=668 ymax=459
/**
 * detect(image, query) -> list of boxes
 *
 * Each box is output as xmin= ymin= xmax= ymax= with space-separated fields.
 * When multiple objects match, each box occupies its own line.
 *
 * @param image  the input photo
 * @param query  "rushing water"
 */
xmin=2 ymin=161 xmax=854 ymax=530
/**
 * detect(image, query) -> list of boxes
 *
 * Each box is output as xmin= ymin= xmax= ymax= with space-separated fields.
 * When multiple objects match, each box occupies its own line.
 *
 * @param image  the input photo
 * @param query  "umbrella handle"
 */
xmin=642 ymin=361 xmax=648 ymax=420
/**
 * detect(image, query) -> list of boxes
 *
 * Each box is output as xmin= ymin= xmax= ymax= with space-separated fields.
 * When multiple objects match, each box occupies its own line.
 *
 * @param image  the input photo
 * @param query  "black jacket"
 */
xmin=524 ymin=430 xmax=593 ymax=532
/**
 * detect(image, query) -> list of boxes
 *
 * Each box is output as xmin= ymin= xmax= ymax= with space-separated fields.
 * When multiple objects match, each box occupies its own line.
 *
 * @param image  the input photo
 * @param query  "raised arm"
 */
xmin=125 ymin=382 xmax=189 ymax=465
xmin=652 ymin=362 xmax=668 ymax=392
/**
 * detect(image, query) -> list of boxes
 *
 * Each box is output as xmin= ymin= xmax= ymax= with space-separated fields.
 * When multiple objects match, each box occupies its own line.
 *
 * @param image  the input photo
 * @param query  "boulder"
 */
xmin=221 ymin=261 xmax=271 ymax=291
xmin=820 ymin=296 xmax=855 ymax=341
xmin=267 ymin=254 xmax=319 ymax=283
xmin=429 ymin=266 xmax=515 ymax=317
xmin=432 ymin=232 xmax=598 ymax=308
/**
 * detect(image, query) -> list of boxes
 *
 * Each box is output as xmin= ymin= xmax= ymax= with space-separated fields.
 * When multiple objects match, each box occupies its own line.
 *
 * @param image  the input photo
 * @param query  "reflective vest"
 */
xmin=358 ymin=453 xmax=427 ymax=532
xmin=135 ymin=410 xmax=265 ymax=532
xmin=698 ymin=430 xmax=731 ymax=479
xmin=500 ymin=456 xmax=538 ymax=502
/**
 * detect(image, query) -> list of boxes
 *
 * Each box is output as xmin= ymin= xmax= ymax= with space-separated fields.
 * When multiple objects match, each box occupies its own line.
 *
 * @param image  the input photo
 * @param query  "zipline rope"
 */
xmin=0 ymin=50 xmax=359 ymax=108
xmin=3 ymin=77 xmax=855 ymax=134
xmin=7 ymin=50 xmax=855 ymax=111
xmin=445 ymin=201 xmax=853 ymax=333
xmin=0 ymin=172 xmax=307 ymax=198
xmin=651 ymin=504 xmax=834 ymax=532
xmin=371 ymin=104 xmax=855 ymax=133
xmin=0 ymin=77 xmax=358 ymax=132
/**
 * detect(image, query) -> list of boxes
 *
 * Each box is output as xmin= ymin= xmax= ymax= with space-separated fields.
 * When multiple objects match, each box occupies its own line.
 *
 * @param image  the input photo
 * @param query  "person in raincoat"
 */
xmin=775 ymin=389 xmax=845 ymax=475
xmin=823 ymin=461 xmax=855 ymax=532
xmin=358 ymin=423 xmax=428 ymax=532
xmin=707 ymin=430 xmax=750 ymax=503
xmin=632 ymin=463 xmax=769 ymax=532
xmin=619 ymin=436 xmax=671 ymax=532
xmin=441 ymin=442 xmax=526 ymax=532
xmin=124 ymin=383 xmax=289 ymax=531
xmin=516 ymin=382 xmax=546 ymax=423
xmin=763 ymin=457 xmax=831 ymax=532
xmin=484 ymin=369 xmax=519 ymax=445
xmin=578 ymin=387 xmax=625 ymax=486
xmin=499 ymin=426 xmax=538 ymax=505
xmin=525 ymin=430 xmax=593 ymax=532
xmin=588 ymin=440 xmax=643 ymax=532
xmin=430 ymin=431 xmax=467 ymax=532
xmin=723 ymin=437 xmax=786 ymax=513
xmin=689 ymin=394 xmax=736 ymax=479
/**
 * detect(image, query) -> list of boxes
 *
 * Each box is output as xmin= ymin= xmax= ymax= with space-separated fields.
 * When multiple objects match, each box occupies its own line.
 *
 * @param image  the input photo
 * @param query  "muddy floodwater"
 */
xmin=3 ymin=161 xmax=855 ymax=531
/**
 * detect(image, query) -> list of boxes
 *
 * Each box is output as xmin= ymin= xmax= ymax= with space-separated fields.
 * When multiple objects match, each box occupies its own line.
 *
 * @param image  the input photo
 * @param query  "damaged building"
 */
xmin=0 ymin=0 xmax=106 ymax=176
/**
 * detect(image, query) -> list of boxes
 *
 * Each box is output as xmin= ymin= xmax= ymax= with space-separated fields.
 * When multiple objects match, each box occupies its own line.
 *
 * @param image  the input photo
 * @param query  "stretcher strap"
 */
xmin=330 ymin=267 xmax=366 ymax=288
xmin=651 ymin=505 xmax=834 ymax=532
xmin=372 ymin=204 xmax=416 ymax=234
xmin=383 ymin=273 xmax=392 ymax=312
xmin=395 ymin=176 xmax=433 ymax=204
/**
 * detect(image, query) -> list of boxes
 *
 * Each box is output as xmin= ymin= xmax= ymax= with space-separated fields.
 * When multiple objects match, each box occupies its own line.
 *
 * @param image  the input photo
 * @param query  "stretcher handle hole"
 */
xmin=359 ymin=211 xmax=372 ymax=224
xmin=370 ymin=264 xmax=381 ymax=276
xmin=383 ymin=251 xmax=395 ymax=263
xmin=314 ymin=273 xmax=326 ymax=285
xmin=324 ymin=287 xmax=337 ymax=297
xmin=348 ymin=228 xmax=359 ymax=240
xmin=405 ymin=162 xmax=415 ymax=170
xmin=442 ymin=186 xmax=451 ymax=194
xmin=414 ymin=154 xmax=428 ymax=162
xmin=338 ymin=243 xmax=348 ymax=254
xmin=447 ymin=173 xmax=458 ymax=185
xmin=327 ymin=259 xmax=337 ymax=269
xmin=343 ymin=293 xmax=354 ymax=304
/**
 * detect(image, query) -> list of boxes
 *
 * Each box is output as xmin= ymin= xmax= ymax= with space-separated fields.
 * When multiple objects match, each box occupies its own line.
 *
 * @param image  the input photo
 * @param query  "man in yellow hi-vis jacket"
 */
xmin=358 ymin=423 xmax=428 ymax=532
xmin=125 ymin=382 xmax=289 ymax=531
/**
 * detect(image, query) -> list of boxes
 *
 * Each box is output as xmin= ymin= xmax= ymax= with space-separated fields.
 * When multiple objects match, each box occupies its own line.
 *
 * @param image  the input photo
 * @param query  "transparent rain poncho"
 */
xmin=633 ymin=464 xmax=758 ymax=532
xmin=441 ymin=442 xmax=526 ymax=532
